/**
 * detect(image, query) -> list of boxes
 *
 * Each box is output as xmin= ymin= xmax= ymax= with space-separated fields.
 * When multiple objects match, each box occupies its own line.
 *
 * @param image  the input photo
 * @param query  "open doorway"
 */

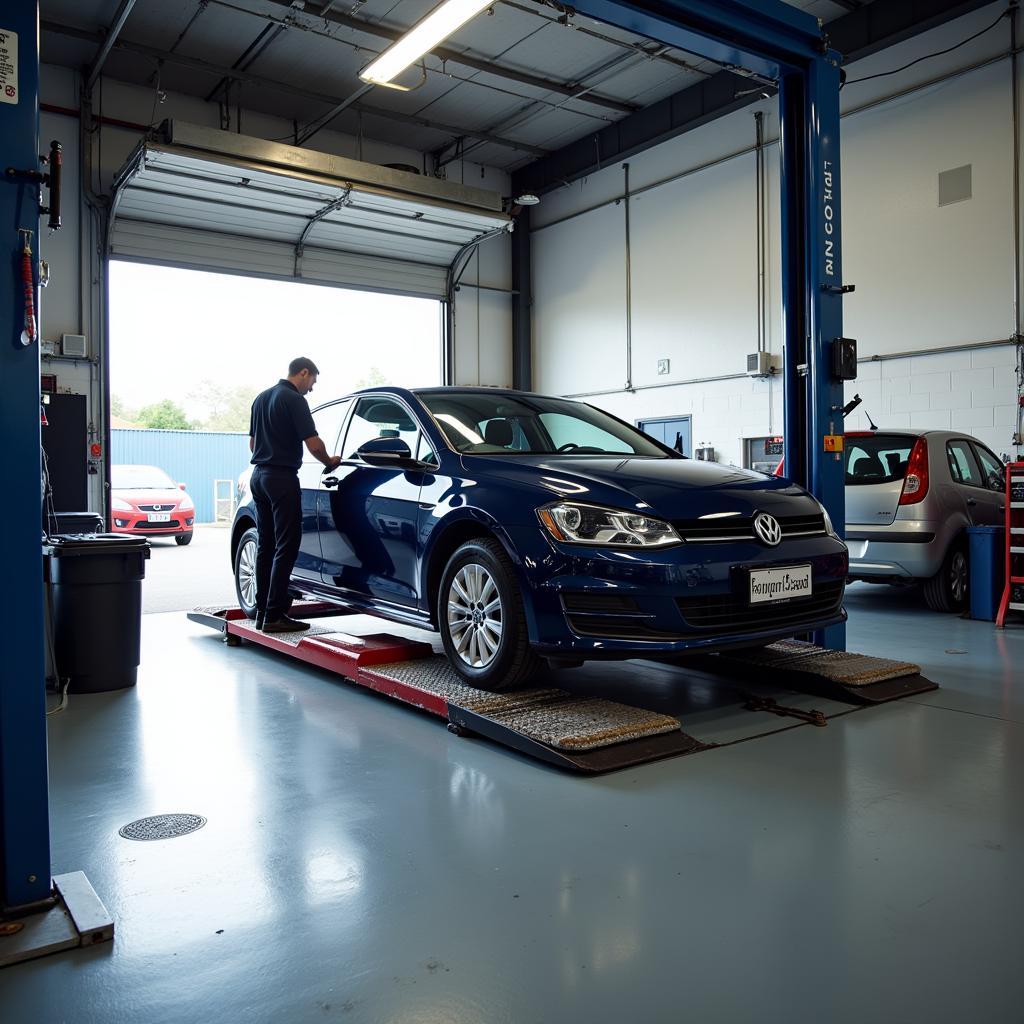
xmin=108 ymin=261 xmax=443 ymax=612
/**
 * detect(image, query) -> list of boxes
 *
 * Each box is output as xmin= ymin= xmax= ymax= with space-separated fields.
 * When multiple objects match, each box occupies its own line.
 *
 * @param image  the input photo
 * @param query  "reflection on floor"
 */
xmin=4 ymin=583 xmax=1023 ymax=1023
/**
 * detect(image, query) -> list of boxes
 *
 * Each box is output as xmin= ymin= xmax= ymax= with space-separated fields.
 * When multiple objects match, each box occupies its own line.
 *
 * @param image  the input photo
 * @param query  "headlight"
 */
xmin=537 ymin=502 xmax=681 ymax=548
xmin=111 ymin=497 xmax=133 ymax=512
xmin=179 ymin=495 xmax=194 ymax=511
xmin=817 ymin=500 xmax=840 ymax=539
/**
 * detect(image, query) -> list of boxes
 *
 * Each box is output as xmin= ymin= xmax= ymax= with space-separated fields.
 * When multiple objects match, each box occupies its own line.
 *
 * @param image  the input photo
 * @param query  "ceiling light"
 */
xmin=514 ymin=193 xmax=540 ymax=206
xmin=360 ymin=0 xmax=493 ymax=87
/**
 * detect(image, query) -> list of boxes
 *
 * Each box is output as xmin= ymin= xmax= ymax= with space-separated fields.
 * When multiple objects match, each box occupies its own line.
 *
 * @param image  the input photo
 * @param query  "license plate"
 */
xmin=749 ymin=564 xmax=812 ymax=604
xmin=148 ymin=513 xmax=171 ymax=523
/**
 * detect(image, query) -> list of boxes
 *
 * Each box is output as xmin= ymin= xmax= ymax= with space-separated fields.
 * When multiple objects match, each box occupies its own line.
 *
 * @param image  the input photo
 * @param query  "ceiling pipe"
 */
xmin=85 ymin=0 xmax=141 ymax=91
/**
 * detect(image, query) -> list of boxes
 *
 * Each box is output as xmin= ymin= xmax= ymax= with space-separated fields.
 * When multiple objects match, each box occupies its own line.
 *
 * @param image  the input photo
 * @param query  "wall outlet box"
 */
xmin=747 ymin=351 xmax=771 ymax=376
xmin=657 ymin=359 xmax=670 ymax=375
xmin=40 ymin=339 xmax=57 ymax=357
xmin=62 ymin=333 xmax=87 ymax=358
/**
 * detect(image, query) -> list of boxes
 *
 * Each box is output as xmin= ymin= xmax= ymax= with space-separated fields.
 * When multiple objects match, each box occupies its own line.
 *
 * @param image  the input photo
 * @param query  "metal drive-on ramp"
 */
xmin=189 ymin=604 xmax=939 ymax=773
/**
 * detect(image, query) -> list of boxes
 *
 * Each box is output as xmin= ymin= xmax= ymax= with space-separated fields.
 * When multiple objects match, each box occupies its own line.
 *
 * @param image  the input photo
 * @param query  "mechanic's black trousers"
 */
xmin=250 ymin=465 xmax=301 ymax=620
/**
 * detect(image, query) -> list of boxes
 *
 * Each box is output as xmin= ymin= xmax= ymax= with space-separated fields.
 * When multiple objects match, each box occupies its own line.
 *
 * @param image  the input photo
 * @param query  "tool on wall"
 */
xmin=5 ymin=139 xmax=63 ymax=230
xmin=19 ymin=228 xmax=37 ymax=347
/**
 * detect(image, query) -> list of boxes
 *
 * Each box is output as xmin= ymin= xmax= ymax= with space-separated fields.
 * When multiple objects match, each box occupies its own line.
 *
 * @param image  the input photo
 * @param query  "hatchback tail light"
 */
xmin=898 ymin=437 xmax=929 ymax=505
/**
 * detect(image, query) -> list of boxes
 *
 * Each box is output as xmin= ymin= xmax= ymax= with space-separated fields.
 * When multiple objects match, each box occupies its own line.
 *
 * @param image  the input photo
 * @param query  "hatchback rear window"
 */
xmin=845 ymin=435 xmax=915 ymax=485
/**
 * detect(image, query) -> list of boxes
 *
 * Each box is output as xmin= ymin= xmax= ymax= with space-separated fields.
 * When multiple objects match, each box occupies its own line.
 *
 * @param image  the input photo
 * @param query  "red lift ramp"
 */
xmin=187 ymin=604 xmax=708 ymax=773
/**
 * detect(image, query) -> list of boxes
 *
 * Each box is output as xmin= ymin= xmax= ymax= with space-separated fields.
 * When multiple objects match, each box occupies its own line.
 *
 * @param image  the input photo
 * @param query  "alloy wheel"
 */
xmin=447 ymin=562 xmax=504 ymax=669
xmin=950 ymin=550 xmax=968 ymax=605
xmin=238 ymin=537 xmax=258 ymax=610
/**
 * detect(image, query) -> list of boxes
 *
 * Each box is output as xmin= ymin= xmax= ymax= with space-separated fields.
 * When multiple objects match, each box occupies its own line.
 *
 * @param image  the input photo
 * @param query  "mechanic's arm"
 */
xmin=304 ymin=435 xmax=341 ymax=470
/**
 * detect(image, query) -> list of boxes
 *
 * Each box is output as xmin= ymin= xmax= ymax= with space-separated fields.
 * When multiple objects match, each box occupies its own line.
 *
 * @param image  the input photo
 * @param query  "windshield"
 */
xmin=845 ymin=435 xmax=915 ymax=485
xmin=416 ymin=391 xmax=672 ymax=457
xmin=112 ymin=465 xmax=177 ymax=489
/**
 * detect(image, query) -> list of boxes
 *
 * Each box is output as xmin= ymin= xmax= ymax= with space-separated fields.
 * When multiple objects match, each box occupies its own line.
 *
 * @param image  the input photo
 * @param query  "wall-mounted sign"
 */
xmin=0 ymin=30 xmax=18 ymax=105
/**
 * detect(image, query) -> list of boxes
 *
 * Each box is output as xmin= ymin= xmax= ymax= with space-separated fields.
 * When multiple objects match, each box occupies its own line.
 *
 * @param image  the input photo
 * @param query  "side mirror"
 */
xmin=356 ymin=436 xmax=415 ymax=467
xmin=178 ymin=482 xmax=187 ymax=490
xmin=988 ymin=472 xmax=1005 ymax=493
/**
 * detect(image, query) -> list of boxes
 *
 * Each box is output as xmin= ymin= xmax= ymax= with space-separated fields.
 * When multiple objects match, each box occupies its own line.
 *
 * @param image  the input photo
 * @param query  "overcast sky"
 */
xmin=109 ymin=262 xmax=442 ymax=418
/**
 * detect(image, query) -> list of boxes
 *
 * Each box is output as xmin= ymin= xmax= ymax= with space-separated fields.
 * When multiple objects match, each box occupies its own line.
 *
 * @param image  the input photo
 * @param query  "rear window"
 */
xmin=845 ymin=435 xmax=915 ymax=485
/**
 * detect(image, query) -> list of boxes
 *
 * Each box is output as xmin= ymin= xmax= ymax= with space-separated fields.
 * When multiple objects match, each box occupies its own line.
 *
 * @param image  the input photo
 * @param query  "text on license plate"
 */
xmin=148 ymin=513 xmax=171 ymax=523
xmin=749 ymin=565 xmax=812 ymax=604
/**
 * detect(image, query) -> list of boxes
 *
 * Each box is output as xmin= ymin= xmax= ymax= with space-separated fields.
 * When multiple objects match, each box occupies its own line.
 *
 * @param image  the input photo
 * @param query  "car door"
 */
xmin=292 ymin=399 xmax=352 ymax=583
xmin=318 ymin=395 xmax=425 ymax=607
xmin=970 ymin=442 xmax=1008 ymax=526
xmin=945 ymin=438 xmax=997 ymax=526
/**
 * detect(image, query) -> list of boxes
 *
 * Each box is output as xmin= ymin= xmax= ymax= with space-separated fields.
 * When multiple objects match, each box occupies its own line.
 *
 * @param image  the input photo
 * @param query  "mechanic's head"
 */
xmin=287 ymin=356 xmax=319 ymax=395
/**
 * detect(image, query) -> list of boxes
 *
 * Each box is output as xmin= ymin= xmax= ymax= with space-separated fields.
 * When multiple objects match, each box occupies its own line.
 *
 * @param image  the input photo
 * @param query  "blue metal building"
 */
xmin=111 ymin=429 xmax=250 ymax=524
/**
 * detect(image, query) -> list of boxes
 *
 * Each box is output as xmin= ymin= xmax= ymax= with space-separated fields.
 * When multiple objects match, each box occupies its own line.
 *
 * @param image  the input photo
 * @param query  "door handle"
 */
xmin=322 ymin=476 xmax=339 ymax=488
xmin=966 ymin=497 xmax=977 ymax=506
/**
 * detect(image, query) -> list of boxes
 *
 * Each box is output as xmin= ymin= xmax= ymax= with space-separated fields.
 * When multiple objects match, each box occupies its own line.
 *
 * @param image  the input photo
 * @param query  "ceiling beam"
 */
xmin=41 ymin=19 xmax=551 ymax=158
xmin=263 ymin=0 xmax=639 ymax=115
xmin=513 ymin=0 xmax=1001 ymax=195
xmin=85 ymin=0 xmax=141 ymax=91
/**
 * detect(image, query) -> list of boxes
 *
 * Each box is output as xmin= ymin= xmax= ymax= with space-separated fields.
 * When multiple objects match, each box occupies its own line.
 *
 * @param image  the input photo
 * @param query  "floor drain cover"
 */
xmin=119 ymin=813 xmax=207 ymax=841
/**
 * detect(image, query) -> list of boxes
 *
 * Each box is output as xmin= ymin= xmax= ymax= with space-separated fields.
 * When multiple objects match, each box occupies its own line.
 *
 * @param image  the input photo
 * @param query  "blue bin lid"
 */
xmin=966 ymin=525 xmax=1004 ymax=535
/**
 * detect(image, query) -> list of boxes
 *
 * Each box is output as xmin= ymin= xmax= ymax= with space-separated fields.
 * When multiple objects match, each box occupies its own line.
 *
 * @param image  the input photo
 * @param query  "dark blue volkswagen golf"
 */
xmin=231 ymin=387 xmax=847 ymax=691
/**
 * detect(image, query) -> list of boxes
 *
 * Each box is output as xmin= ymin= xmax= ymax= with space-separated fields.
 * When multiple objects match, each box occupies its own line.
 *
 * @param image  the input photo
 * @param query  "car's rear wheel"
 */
xmin=439 ymin=538 xmax=541 ymax=692
xmin=923 ymin=541 xmax=968 ymax=613
xmin=175 ymin=532 xmax=193 ymax=546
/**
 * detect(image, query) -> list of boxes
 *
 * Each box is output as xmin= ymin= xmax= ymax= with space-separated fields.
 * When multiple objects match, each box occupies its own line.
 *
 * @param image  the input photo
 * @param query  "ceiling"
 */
xmin=40 ymin=0 xmax=870 ymax=173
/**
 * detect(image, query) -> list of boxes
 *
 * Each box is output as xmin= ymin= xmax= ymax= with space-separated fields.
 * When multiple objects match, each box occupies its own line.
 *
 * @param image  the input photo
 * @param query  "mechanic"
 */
xmin=249 ymin=356 xmax=341 ymax=633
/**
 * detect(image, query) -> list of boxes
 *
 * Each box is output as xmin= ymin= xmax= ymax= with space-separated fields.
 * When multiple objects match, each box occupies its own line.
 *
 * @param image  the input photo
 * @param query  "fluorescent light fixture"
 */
xmin=360 ymin=0 xmax=493 ymax=87
xmin=514 ymin=193 xmax=540 ymax=206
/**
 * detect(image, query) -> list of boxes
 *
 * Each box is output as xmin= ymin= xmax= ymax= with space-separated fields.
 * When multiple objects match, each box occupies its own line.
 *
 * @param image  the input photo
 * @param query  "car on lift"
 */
xmin=844 ymin=430 xmax=1006 ymax=611
xmin=231 ymin=387 xmax=848 ymax=691
xmin=111 ymin=464 xmax=196 ymax=545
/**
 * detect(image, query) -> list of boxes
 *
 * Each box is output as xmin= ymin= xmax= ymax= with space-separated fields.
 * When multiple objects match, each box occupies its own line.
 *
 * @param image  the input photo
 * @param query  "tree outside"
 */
xmin=135 ymin=399 xmax=194 ymax=431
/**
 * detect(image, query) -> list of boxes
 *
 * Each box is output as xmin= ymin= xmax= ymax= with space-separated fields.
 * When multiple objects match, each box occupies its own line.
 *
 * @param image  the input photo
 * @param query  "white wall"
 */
xmin=37 ymin=63 xmax=513 ymax=509
xmin=531 ymin=2 xmax=1023 ymax=463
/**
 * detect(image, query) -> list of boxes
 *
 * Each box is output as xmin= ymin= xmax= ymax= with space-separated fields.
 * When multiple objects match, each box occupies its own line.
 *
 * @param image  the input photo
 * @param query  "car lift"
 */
xmin=0 ymin=0 xmax=863 ymax=944
xmin=189 ymin=603 xmax=938 ymax=774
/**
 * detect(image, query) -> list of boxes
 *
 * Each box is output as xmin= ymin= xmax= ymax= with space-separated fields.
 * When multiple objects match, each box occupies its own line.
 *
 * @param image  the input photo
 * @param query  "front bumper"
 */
xmin=845 ymin=522 xmax=942 ymax=581
xmin=112 ymin=510 xmax=194 ymax=536
xmin=505 ymin=526 xmax=849 ymax=657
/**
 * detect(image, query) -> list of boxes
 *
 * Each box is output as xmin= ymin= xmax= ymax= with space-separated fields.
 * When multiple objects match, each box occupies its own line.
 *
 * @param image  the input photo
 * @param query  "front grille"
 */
xmin=676 ymin=580 xmax=844 ymax=634
xmin=565 ymin=615 xmax=682 ymax=640
xmin=674 ymin=512 xmax=825 ymax=543
xmin=561 ymin=593 xmax=640 ymax=613
xmin=134 ymin=519 xmax=182 ymax=529
xmin=137 ymin=504 xmax=178 ymax=513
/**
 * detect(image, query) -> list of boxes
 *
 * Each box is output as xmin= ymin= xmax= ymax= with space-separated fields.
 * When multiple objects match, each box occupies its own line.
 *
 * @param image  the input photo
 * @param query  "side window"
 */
xmin=342 ymin=397 xmax=420 ymax=459
xmin=972 ymin=444 xmax=1006 ymax=492
xmin=303 ymin=400 xmax=351 ymax=463
xmin=946 ymin=440 xmax=983 ymax=488
xmin=416 ymin=434 xmax=438 ymax=467
xmin=538 ymin=412 xmax=633 ymax=453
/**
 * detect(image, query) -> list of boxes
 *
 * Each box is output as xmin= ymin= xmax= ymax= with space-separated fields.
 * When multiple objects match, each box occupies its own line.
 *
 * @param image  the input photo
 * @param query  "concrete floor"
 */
xmin=141 ymin=525 xmax=236 ymax=613
xmin=5 ymin=586 xmax=1023 ymax=1023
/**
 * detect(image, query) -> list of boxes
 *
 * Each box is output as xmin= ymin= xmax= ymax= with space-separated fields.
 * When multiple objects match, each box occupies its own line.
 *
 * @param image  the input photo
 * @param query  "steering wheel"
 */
xmin=556 ymin=442 xmax=580 ymax=453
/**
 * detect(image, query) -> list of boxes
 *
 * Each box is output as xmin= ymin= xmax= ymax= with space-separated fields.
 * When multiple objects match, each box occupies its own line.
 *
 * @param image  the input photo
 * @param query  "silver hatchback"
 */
xmin=844 ymin=430 xmax=1006 ymax=611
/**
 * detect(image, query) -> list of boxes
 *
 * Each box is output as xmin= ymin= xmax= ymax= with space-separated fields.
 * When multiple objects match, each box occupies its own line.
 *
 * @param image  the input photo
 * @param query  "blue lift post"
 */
xmin=0 ymin=0 xmax=52 ymax=912
xmin=556 ymin=0 xmax=848 ymax=649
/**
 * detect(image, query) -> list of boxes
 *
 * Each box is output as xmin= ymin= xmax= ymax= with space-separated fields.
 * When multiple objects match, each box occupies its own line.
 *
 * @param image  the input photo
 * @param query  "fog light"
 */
xmin=114 ymin=519 xmax=128 ymax=527
xmin=186 ymin=518 xmax=194 ymax=526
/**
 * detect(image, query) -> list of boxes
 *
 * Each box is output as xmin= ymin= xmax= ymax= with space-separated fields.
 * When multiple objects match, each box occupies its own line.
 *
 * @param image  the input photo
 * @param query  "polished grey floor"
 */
xmin=5 ymin=586 xmax=1023 ymax=1023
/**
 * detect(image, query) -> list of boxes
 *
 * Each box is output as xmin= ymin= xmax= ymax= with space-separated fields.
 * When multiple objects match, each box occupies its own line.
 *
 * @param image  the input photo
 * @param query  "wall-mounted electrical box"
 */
xmin=696 ymin=444 xmax=716 ymax=462
xmin=61 ymin=333 xmax=87 ymax=358
xmin=746 ymin=351 xmax=771 ymax=377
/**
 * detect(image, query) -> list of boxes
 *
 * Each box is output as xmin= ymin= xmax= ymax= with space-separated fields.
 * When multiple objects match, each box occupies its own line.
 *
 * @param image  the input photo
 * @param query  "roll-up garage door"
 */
xmin=109 ymin=121 xmax=510 ymax=300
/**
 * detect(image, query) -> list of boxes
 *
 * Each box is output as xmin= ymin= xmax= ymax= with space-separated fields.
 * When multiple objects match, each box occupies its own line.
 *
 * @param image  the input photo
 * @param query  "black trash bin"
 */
xmin=49 ymin=511 xmax=104 ymax=535
xmin=44 ymin=535 xmax=150 ymax=693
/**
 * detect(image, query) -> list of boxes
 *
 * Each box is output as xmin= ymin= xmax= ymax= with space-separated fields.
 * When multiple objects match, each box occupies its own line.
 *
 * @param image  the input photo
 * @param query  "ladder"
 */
xmin=997 ymin=461 xmax=1024 ymax=627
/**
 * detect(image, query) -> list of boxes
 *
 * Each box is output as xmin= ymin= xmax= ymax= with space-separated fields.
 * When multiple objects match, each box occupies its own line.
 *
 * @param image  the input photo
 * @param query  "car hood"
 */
xmin=461 ymin=455 xmax=819 ymax=520
xmin=114 ymin=488 xmax=187 ymax=505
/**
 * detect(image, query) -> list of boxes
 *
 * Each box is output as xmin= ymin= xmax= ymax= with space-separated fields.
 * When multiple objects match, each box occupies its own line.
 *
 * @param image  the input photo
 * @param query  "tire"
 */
xmin=233 ymin=527 xmax=260 ymax=619
xmin=438 ymin=538 xmax=542 ymax=692
xmin=175 ymin=532 xmax=193 ymax=546
xmin=923 ymin=541 xmax=968 ymax=613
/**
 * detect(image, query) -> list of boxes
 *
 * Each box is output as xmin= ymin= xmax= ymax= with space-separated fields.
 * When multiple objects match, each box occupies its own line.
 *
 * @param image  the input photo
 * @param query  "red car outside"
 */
xmin=111 ymin=464 xmax=195 ymax=545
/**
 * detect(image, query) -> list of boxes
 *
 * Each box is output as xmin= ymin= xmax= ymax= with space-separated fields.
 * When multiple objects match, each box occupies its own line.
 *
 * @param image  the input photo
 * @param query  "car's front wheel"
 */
xmin=175 ymin=532 xmax=193 ymax=546
xmin=923 ymin=541 xmax=968 ymax=613
xmin=234 ymin=527 xmax=260 ymax=618
xmin=439 ymin=538 xmax=541 ymax=692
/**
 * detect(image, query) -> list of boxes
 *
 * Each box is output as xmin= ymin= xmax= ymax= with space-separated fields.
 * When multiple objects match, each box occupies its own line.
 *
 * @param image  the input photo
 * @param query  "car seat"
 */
xmin=484 ymin=419 xmax=514 ymax=448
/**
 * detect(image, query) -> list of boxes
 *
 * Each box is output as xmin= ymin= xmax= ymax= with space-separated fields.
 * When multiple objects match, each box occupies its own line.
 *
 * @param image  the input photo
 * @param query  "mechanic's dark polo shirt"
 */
xmin=249 ymin=379 xmax=317 ymax=470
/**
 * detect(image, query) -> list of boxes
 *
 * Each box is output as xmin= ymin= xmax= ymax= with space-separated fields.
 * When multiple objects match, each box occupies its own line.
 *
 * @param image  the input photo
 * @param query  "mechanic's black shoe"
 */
xmin=261 ymin=615 xmax=311 ymax=633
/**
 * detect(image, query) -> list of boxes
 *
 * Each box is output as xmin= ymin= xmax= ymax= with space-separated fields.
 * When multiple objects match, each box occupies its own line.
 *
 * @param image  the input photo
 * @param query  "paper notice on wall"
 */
xmin=0 ymin=29 xmax=18 ymax=105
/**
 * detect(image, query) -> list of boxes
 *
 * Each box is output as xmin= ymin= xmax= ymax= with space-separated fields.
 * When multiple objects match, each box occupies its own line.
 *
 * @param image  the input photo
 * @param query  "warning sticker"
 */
xmin=0 ymin=29 xmax=18 ymax=105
